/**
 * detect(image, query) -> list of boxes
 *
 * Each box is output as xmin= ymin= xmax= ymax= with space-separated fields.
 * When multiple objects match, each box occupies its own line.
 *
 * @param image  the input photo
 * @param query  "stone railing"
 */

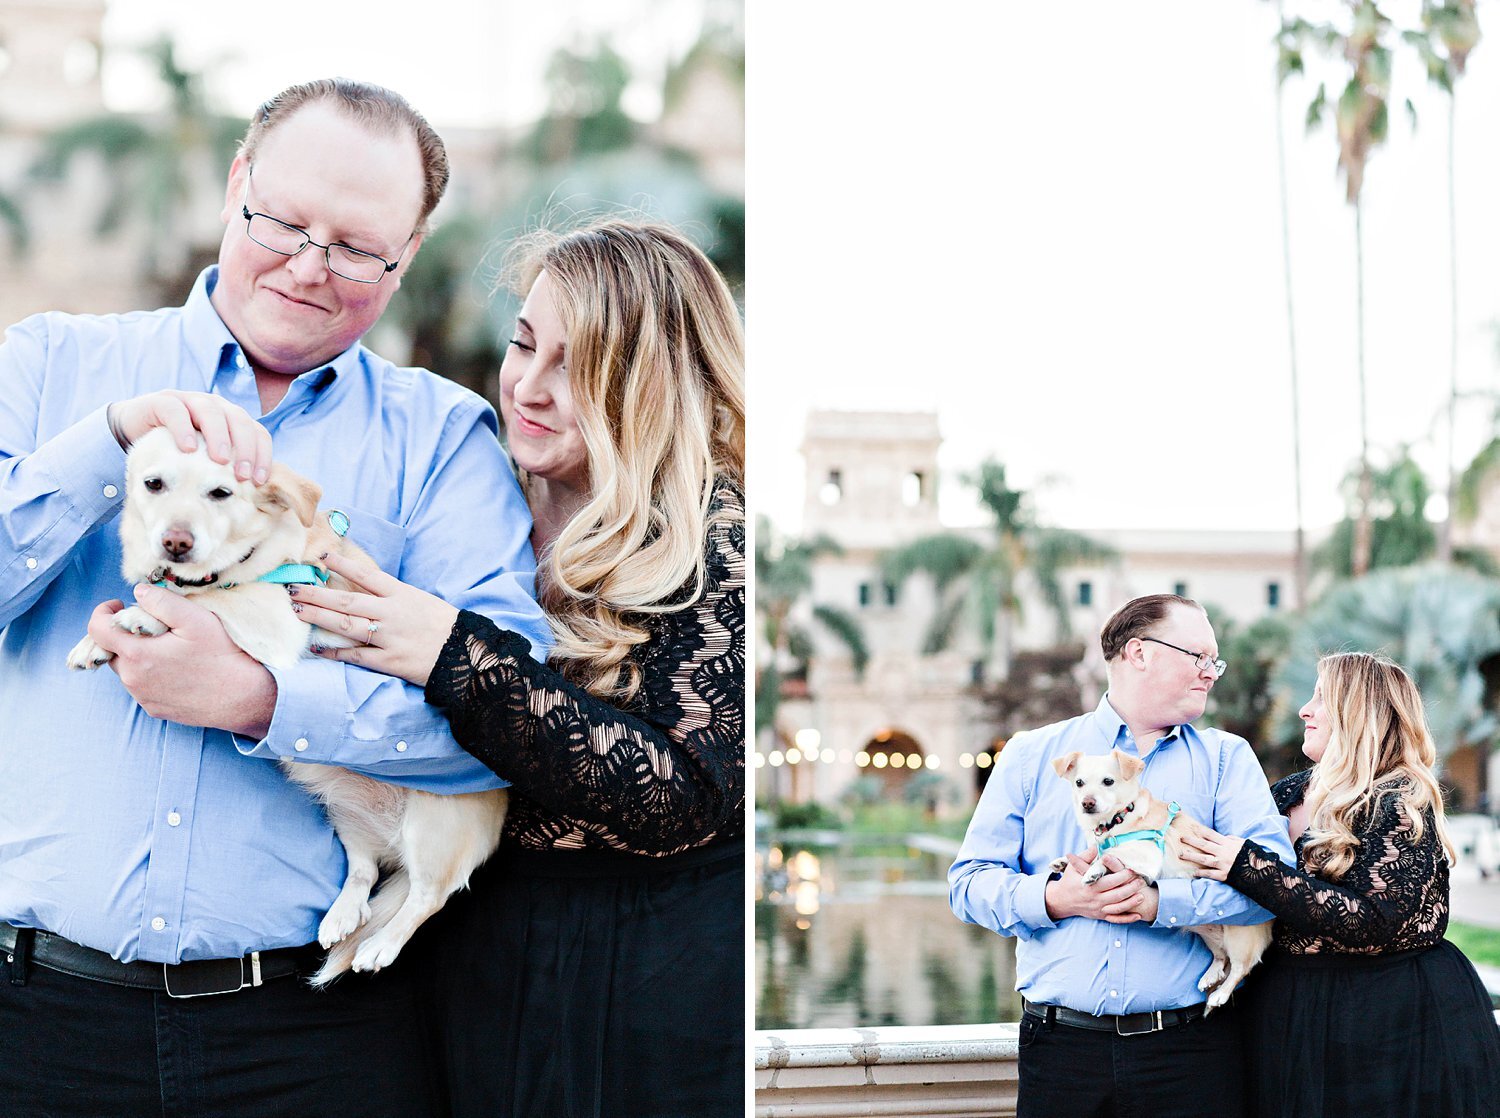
xmin=755 ymin=1015 xmax=1500 ymax=1117
xmin=754 ymin=1023 xmax=1019 ymax=1118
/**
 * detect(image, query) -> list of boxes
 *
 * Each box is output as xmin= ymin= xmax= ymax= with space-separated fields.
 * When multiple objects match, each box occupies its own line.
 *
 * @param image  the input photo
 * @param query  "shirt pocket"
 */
xmin=329 ymin=505 xmax=408 ymax=574
xmin=1173 ymin=792 xmax=1218 ymax=832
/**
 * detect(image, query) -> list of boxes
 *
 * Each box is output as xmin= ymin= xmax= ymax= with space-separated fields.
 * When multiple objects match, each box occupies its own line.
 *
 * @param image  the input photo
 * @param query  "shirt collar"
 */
xmin=1093 ymin=692 xmax=1185 ymax=753
xmin=182 ymin=266 xmax=359 ymax=398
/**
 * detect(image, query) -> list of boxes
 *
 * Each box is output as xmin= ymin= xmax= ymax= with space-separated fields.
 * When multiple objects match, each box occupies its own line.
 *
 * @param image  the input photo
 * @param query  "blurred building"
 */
xmin=763 ymin=409 xmax=1304 ymax=810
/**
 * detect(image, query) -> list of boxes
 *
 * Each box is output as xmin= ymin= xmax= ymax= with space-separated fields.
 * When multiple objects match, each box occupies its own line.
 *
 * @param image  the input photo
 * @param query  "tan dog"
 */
xmin=1050 ymin=749 xmax=1271 ymax=1010
xmin=67 ymin=427 xmax=506 ymax=983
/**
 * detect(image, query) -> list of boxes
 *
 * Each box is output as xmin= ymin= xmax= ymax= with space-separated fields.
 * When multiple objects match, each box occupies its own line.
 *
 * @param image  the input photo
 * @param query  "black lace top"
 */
xmin=1226 ymin=769 xmax=1450 ymax=955
xmin=423 ymin=483 xmax=745 ymax=856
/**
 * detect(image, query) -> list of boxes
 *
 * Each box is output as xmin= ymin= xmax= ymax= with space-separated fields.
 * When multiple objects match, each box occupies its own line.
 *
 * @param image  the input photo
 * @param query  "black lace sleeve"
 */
xmin=423 ymin=503 xmax=745 ymax=856
xmin=1226 ymin=789 xmax=1448 ymax=952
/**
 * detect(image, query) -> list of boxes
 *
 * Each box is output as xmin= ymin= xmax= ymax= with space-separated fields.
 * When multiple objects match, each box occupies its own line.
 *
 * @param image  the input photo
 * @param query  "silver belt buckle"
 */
xmin=162 ymin=951 xmax=263 ymax=999
xmin=1116 ymin=1008 xmax=1164 ymax=1036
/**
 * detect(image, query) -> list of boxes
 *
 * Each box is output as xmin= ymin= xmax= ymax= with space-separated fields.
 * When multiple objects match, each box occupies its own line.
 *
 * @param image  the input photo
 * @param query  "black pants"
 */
xmin=1017 ymin=1006 xmax=1247 ymax=1118
xmin=0 ymin=949 xmax=441 ymax=1118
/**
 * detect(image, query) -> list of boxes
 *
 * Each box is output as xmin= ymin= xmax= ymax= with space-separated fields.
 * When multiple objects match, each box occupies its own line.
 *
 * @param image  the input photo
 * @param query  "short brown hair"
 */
xmin=1099 ymin=594 xmax=1202 ymax=661
xmin=239 ymin=78 xmax=449 ymax=233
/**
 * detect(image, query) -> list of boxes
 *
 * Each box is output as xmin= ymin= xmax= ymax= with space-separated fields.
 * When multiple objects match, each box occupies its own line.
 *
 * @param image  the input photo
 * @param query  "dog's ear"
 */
xmin=1113 ymin=749 xmax=1145 ymax=781
xmin=259 ymin=465 xmax=322 ymax=528
xmin=1051 ymin=750 xmax=1083 ymax=779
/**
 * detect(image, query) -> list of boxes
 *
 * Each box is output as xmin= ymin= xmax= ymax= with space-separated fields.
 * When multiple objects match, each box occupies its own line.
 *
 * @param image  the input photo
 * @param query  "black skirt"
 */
xmin=1242 ymin=941 xmax=1500 ymax=1118
xmin=416 ymin=840 xmax=743 ymax=1118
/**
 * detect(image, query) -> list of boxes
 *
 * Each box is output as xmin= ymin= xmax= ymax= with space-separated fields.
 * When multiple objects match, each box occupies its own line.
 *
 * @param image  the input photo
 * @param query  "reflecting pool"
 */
xmin=755 ymin=830 xmax=1020 ymax=1030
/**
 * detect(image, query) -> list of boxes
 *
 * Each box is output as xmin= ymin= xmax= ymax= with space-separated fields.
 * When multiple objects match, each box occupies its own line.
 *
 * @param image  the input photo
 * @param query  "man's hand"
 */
xmin=1045 ymin=853 xmax=1159 ymax=924
xmin=107 ymin=390 xmax=273 ymax=485
xmin=89 ymin=585 xmax=277 ymax=737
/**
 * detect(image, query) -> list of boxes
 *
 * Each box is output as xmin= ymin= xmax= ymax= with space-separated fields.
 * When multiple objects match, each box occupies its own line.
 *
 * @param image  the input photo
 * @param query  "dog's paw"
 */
xmin=1204 ymin=979 xmax=1236 ymax=1011
xmin=66 ymin=636 xmax=112 ymax=670
xmin=317 ymin=895 xmax=371 ymax=948
xmin=1197 ymin=958 xmax=1228 ymax=994
xmin=350 ymin=933 xmax=405 ymax=975
xmin=1048 ymin=856 xmax=1070 ymax=875
xmin=1080 ymin=863 xmax=1107 ymax=885
xmin=114 ymin=606 xmax=167 ymax=637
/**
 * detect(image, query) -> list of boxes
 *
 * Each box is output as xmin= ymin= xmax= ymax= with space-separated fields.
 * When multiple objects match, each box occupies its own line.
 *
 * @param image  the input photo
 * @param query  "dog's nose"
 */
xmin=1082 ymin=796 xmax=1097 ymax=813
xmin=161 ymin=527 xmax=195 ymax=559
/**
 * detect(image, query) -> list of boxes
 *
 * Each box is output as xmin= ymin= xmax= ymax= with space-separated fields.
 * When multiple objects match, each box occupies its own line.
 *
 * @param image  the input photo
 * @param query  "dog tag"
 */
xmin=327 ymin=510 xmax=350 ymax=538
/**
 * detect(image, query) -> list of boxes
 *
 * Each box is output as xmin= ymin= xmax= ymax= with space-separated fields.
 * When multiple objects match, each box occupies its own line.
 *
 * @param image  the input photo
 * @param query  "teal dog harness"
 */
xmin=1096 ymin=801 xmax=1181 ymax=855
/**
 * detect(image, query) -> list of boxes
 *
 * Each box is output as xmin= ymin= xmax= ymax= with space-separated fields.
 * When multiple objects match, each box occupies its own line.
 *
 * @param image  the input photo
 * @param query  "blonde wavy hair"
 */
xmin=499 ymin=218 xmax=745 ymax=700
xmin=1300 ymin=652 xmax=1455 ymax=881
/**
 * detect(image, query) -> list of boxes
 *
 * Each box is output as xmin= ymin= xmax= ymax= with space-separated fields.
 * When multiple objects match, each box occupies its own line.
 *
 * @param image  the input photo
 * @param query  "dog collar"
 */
xmin=1096 ymin=801 xmax=1182 ymax=855
xmin=1094 ymin=803 xmax=1136 ymax=836
xmin=151 ymin=546 xmax=259 ymax=591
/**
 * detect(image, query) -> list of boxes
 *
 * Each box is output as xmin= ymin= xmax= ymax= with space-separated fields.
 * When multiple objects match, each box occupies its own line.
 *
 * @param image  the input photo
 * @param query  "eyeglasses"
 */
xmin=240 ymin=166 xmax=411 ymax=284
xmin=1138 ymin=636 xmax=1228 ymax=679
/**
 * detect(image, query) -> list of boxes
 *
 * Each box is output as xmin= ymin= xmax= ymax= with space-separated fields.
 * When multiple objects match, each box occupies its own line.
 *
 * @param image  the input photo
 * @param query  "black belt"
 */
xmin=1022 ymin=996 xmax=1212 ymax=1036
xmin=1 ymin=924 xmax=321 ymax=998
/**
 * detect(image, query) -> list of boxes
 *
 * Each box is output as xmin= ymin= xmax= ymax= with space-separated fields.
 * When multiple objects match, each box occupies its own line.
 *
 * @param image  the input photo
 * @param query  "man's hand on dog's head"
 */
xmin=108 ymin=391 xmax=273 ymax=485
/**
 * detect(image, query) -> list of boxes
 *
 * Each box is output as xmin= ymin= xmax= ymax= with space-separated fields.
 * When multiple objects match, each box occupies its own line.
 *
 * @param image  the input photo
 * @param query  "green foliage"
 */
xmin=1312 ymin=448 xmax=1445 ymax=579
xmin=1205 ymin=608 xmax=1296 ymax=772
xmin=1446 ymin=921 xmax=1500 ymax=967
xmin=773 ymin=800 xmax=844 ymax=831
xmin=1271 ymin=564 xmax=1500 ymax=757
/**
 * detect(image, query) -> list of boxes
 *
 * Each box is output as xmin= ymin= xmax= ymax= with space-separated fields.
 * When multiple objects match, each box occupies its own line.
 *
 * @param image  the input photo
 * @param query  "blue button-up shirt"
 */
xmin=0 ymin=267 xmax=551 ymax=963
xmin=949 ymin=694 xmax=1294 ymax=1016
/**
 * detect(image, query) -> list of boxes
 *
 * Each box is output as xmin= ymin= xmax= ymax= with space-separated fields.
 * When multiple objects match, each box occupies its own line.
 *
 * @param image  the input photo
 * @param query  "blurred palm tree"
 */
xmin=1282 ymin=2 xmax=1397 ymax=577
xmin=754 ymin=516 xmax=868 ymax=742
xmin=1405 ymin=1 xmax=1482 ymax=562
xmin=1271 ymin=564 xmax=1500 ymax=775
xmin=28 ymin=37 xmax=242 ymax=295
xmin=1314 ymin=446 xmax=1497 ymax=578
xmin=882 ymin=460 xmax=1115 ymax=675
xmin=0 ymin=190 xmax=26 ymax=256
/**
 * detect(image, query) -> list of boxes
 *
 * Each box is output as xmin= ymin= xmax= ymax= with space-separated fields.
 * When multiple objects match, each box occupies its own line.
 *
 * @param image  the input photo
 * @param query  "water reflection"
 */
xmin=755 ymin=833 xmax=1021 ymax=1030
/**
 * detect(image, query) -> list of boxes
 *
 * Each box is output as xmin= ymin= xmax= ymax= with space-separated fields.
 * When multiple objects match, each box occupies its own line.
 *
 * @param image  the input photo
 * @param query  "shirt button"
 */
xmin=1169 ymin=916 xmax=1178 ymax=924
xmin=103 ymin=484 xmax=119 ymax=499
xmin=294 ymin=738 xmax=309 ymax=752
xmin=1110 ymin=989 xmax=1119 ymax=997
xmin=24 ymin=558 xmax=37 ymax=570
xmin=150 ymin=917 xmax=166 ymax=931
xmin=167 ymin=811 xmax=182 ymax=827
xmin=1216 ymin=909 xmax=1224 ymax=917
xmin=1114 ymin=939 xmax=1122 ymax=948
xmin=395 ymin=741 xmax=408 ymax=753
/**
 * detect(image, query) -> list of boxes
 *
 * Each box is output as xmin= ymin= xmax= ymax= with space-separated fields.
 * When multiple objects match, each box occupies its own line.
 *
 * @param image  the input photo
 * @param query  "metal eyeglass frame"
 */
xmin=1138 ymin=636 xmax=1228 ymax=678
xmin=240 ymin=165 xmax=412 ymax=283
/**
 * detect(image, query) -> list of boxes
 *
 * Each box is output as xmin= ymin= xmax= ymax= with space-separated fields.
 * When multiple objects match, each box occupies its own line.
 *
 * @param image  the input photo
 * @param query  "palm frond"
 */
xmin=812 ymin=605 xmax=869 ymax=677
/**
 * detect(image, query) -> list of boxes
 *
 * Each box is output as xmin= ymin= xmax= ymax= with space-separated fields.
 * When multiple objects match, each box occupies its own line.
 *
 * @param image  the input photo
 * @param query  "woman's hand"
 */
xmin=1176 ymin=818 xmax=1246 ymax=883
xmin=287 ymin=550 xmax=459 ymax=687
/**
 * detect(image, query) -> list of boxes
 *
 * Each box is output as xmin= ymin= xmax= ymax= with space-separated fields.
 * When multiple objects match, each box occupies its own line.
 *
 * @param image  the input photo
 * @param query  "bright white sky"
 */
xmin=102 ymin=0 xmax=709 ymax=127
xmin=747 ymin=1 xmax=1500 ymax=535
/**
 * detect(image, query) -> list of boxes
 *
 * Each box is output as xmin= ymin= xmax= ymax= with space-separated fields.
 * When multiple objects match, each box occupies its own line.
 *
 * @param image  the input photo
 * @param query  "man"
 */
xmin=0 ymin=80 xmax=549 ymax=1116
xmin=949 ymin=594 xmax=1293 ymax=1118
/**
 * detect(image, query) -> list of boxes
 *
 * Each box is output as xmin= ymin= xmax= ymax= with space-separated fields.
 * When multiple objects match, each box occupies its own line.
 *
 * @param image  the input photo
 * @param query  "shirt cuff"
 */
xmin=231 ymin=658 xmax=341 ymax=762
xmin=1016 ymin=871 xmax=1058 ymax=931
xmin=1152 ymin=879 xmax=1195 ymax=929
xmin=44 ymin=405 xmax=129 ymax=524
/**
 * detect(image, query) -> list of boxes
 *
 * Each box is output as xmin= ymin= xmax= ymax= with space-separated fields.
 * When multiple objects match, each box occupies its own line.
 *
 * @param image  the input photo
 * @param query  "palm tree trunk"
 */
xmin=1439 ymin=89 xmax=1459 ymax=564
xmin=1275 ymin=0 xmax=1308 ymax=607
xmin=1352 ymin=196 xmax=1373 ymax=578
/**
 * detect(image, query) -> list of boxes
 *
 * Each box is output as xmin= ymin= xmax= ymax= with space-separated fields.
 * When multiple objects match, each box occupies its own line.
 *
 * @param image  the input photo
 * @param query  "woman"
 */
xmin=287 ymin=218 xmax=745 ymax=1117
xmin=1181 ymin=652 xmax=1500 ymax=1118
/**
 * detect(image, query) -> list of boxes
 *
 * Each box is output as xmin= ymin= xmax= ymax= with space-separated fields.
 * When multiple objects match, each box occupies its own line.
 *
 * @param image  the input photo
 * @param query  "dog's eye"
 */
xmin=1102 ymin=777 xmax=1114 ymax=786
xmin=207 ymin=487 xmax=233 ymax=501
xmin=1075 ymin=778 xmax=1083 ymax=788
xmin=143 ymin=477 xmax=164 ymax=494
